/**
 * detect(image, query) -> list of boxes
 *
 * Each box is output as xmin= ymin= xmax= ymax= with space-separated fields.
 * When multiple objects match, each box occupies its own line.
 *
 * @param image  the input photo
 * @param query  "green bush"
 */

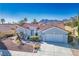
xmin=30 ymin=36 xmax=40 ymax=42
xmin=35 ymin=32 xmax=38 ymax=36
xmin=68 ymin=32 xmax=73 ymax=43
xmin=76 ymin=36 xmax=79 ymax=44
xmin=68 ymin=36 xmax=73 ymax=43
xmin=27 ymin=36 xmax=30 ymax=40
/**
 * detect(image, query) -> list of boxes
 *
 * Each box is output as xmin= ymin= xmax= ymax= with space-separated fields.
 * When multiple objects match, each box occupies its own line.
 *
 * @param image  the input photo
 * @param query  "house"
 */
xmin=0 ymin=24 xmax=19 ymax=37
xmin=22 ymin=22 xmax=68 ymax=43
xmin=41 ymin=27 xmax=68 ymax=43
xmin=16 ymin=27 xmax=31 ymax=41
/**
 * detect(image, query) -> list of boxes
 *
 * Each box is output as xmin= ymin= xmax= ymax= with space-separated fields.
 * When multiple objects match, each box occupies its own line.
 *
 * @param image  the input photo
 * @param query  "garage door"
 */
xmin=42 ymin=34 xmax=67 ymax=43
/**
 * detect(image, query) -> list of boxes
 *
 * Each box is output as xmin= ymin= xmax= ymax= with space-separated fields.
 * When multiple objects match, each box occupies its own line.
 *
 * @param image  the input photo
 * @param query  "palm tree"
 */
xmin=18 ymin=20 xmax=25 ymax=26
xmin=0 ymin=18 xmax=5 ymax=24
xmin=32 ymin=19 xmax=38 ymax=24
xmin=18 ymin=17 xmax=27 ymax=26
xmin=24 ymin=17 xmax=27 ymax=23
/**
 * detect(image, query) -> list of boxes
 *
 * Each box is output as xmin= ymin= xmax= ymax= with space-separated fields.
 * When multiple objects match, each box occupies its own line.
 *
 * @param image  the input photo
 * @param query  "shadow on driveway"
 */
xmin=41 ymin=41 xmax=71 ymax=48
xmin=0 ymin=41 xmax=11 ymax=56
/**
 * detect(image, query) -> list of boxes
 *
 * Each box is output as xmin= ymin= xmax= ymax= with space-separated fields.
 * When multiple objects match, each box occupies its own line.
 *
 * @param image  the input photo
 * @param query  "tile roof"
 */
xmin=22 ymin=22 xmax=65 ymax=31
xmin=0 ymin=24 xmax=19 ymax=32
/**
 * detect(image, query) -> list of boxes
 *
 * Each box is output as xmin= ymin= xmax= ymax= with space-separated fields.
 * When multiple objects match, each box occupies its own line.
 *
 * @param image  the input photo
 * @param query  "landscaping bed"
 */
xmin=1 ymin=38 xmax=40 ymax=52
xmin=71 ymin=49 xmax=79 ymax=56
xmin=70 ymin=43 xmax=79 ymax=56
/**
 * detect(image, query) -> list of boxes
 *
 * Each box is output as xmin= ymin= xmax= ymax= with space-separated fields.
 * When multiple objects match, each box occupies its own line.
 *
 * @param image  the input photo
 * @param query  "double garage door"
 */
xmin=42 ymin=34 xmax=68 ymax=43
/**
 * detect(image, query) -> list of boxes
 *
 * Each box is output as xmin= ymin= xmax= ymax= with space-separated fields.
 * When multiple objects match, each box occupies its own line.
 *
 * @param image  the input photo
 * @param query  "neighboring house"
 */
xmin=0 ymin=24 xmax=20 ymax=38
xmin=22 ymin=23 xmax=68 ymax=43
xmin=0 ymin=24 xmax=19 ymax=35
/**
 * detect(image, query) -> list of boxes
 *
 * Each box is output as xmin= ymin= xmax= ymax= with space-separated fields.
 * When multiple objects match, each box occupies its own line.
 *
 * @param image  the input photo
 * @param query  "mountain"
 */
xmin=39 ymin=19 xmax=63 ymax=24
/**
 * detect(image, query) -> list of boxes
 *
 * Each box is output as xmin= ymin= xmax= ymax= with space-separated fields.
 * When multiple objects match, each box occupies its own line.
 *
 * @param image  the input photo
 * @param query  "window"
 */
xmin=31 ymin=30 xmax=34 ymax=36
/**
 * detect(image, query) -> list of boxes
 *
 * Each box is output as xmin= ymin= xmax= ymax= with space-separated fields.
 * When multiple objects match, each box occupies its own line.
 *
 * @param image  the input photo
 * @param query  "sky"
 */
xmin=0 ymin=3 xmax=79 ymax=23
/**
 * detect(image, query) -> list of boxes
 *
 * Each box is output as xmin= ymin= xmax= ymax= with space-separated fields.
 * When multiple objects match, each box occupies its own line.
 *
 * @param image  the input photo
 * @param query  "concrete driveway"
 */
xmin=0 ymin=42 xmax=73 ymax=56
xmin=37 ymin=42 xmax=73 ymax=56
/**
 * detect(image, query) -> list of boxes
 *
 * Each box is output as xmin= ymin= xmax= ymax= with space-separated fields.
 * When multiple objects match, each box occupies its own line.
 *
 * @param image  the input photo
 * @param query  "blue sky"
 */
xmin=0 ymin=3 xmax=79 ymax=23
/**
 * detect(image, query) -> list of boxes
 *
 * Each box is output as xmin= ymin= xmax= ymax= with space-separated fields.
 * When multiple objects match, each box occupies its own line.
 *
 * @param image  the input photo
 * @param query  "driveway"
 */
xmin=0 ymin=41 xmax=73 ymax=56
xmin=37 ymin=42 xmax=73 ymax=56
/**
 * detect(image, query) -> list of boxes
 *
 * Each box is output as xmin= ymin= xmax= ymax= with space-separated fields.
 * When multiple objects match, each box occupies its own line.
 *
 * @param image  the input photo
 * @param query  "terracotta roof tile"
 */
xmin=22 ymin=22 xmax=65 ymax=31
xmin=0 ymin=24 xmax=19 ymax=32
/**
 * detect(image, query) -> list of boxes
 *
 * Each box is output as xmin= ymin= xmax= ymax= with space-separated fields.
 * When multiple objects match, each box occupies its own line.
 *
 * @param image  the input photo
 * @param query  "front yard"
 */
xmin=0 ymin=42 xmax=73 ymax=56
xmin=0 ymin=37 xmax=41 ymax=56
xmin=0 ymin=31 xmax=79 ymax=56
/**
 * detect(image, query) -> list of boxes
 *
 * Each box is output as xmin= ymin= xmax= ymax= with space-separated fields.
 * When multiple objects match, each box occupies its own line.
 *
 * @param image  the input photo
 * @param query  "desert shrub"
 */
xmin=33 ymin=44 xmax=40 ymax=50
xmin=30 ymin=36 xmax=40 ymax=42
xmin=5 ymin=34 xmax=15 ymax=38
xmin=0 ymin=31 xmax=15 ymax=39
xmin=15 ymin=38 xmax=22 ymax=45
xmin=0 ymin=32 xmax=6 ymax=39
xmin=13 ymin=34 xmax=22 ymax=45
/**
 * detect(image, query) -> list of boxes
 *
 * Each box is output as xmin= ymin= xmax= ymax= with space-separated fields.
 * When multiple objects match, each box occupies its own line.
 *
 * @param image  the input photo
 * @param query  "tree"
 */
xmin=24 ymin=17 xmax=27 ymax=23
xmin=18 ymin=17 xmax=27 ymax=26
xmin=32 ymin=19 xmax=38 ymax=24
xmin=0 ymin=18 xmax=5 ymax=24
xmin=64 ymin=16 xmax=78 ymax=27
xmin=77 ymin=14 xmax=79 ymax=39
xmin=18 ymin=20 xmax=25 ymax=26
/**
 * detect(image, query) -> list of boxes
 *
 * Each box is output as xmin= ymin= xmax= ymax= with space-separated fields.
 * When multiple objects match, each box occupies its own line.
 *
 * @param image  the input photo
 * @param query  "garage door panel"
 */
xmin=43 ymin=34 xmax=67 ymax=43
